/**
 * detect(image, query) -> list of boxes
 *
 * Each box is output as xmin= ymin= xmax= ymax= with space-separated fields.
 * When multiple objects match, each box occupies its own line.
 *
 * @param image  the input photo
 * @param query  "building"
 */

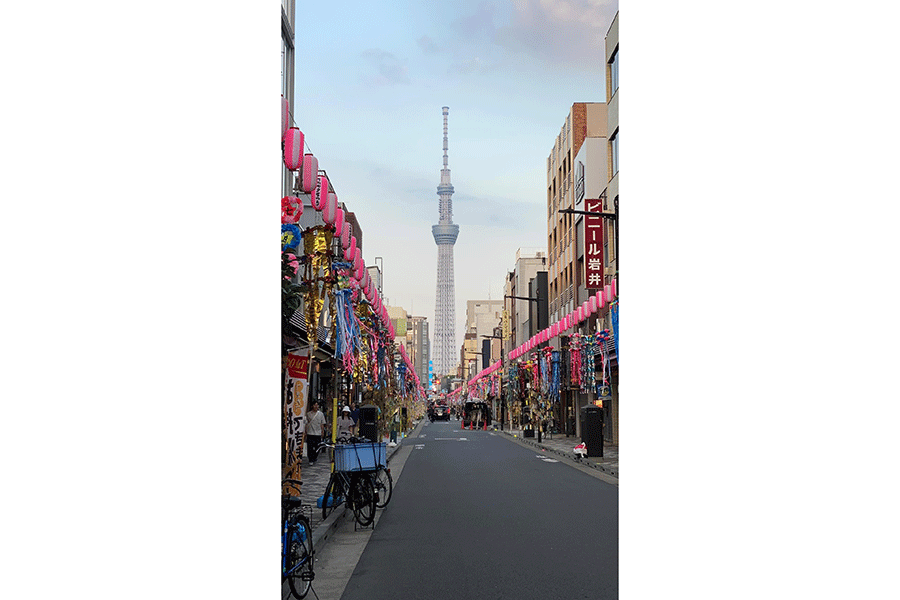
xmin=600 ymin=11 xmax=619 ymax=444
xmin=464 ymin=299 xmax=505 ymax=373
xmin=281 ymin=0 xmax=295 ymax=198
xmin=407 ymin=316 xmax=430 ymax=389
xmin=546 ymin=102 xmax=608 ymax=437
xmin=504 ymin=248 xmax=548 ymax=353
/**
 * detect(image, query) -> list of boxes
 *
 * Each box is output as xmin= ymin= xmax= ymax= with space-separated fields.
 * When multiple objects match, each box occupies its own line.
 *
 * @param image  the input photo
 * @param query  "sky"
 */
xmin=290 ymin=0 xmax=619 ymax=367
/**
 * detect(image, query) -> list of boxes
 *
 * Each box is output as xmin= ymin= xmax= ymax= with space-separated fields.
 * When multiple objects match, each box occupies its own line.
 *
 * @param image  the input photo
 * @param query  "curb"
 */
xmin=495 ymin=428 xmax=618 ymax=479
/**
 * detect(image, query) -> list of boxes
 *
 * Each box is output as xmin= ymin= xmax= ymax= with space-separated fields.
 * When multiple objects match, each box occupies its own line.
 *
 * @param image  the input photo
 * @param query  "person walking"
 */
xmin=305 ymin=400 xmax=326 ymax=465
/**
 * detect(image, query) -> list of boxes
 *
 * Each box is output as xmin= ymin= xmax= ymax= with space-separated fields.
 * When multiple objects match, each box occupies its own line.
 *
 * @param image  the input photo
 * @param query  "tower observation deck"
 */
xmin=432 ymin=106 xmax=459 ymax=377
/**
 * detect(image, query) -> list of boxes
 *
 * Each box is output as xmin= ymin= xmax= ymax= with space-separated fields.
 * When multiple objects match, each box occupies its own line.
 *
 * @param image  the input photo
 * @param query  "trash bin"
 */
xmin=358 ymin=404 xmax=379 ymax=443
xmin=580 ymin=405 xmax=604 ymax=457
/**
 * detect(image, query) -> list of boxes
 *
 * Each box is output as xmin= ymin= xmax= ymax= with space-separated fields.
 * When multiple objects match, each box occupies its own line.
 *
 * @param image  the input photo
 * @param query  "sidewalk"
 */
xmin=300 ymin=420 xmax=423 ymax=550
xmin=492 ymin=423 xmax=618 ymax=479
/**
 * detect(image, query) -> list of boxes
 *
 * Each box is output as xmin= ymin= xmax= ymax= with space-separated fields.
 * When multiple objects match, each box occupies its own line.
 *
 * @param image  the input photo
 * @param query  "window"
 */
xmin=610 ymin=129 xmax=619 ymax=176
xmin=608 ymin=48 xmax=619 ymax=96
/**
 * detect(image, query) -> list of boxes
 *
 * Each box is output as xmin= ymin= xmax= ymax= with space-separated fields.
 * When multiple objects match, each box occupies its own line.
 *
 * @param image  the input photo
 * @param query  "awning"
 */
xmin=287 ymin=309 xmax=334 ymax=354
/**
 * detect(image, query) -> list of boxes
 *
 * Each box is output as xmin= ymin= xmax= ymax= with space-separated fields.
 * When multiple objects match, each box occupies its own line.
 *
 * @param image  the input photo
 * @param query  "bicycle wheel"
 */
xmin=373 ymin=466 xmax=393 ymax=509
xmin=286 ymin=515 xmax=314 ymax=599
xmin=321 ymin=473 xmax=342 ymax=521
xmin=350 ymin=473 xmax=376 ymax=527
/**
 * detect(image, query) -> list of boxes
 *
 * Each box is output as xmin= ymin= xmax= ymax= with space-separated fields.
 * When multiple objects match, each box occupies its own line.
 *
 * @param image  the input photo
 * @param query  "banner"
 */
xmin=284 ymin=349 xmax=311 ymax=468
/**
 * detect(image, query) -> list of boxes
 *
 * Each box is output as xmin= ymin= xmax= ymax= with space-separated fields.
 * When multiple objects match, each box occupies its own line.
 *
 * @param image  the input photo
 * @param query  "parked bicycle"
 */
xmin=317 ymin=438 xmax=377 ymax=528
xmin=282 ymin=478 xmax=314 ymax=599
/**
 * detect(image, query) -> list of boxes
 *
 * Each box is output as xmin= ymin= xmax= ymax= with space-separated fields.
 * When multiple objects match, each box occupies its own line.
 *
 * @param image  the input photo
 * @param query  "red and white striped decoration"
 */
xmin=604 ymin=284 xmax=612 ymax=304
xmin=301 ymin=154 xmax=318 ymax=193
xmin=340 ymin=221 xmax=351 ymax=250
xmin=283 ymin=128 xmax=304 ymax=170
xmin=313 ymin=175 xmax=328 ymax=210
xmin=588 ymin=295 xmax=598 ymax=314
xmin=334 ymin=207 xmax=344 ymax=233
xmin=323 ymin=192 xmax=338 ymax=224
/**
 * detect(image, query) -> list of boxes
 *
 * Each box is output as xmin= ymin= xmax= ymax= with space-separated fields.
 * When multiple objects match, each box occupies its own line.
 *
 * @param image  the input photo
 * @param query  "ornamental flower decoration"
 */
xmin=281 ymin=224 xmax=300 ymax=251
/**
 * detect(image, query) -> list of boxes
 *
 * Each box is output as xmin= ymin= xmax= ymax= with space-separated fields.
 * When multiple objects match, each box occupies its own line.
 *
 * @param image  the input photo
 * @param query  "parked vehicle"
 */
xmin=462 ymin=400 xmax=491 ymax=429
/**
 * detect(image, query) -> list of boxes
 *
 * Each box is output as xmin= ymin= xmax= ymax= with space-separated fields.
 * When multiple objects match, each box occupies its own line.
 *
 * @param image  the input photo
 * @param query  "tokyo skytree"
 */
xmin=432 ymin=106 xmax=459 ymax=377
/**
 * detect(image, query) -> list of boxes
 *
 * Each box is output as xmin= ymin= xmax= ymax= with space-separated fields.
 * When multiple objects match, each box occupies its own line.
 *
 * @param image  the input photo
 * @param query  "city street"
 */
xmin=313 ymin=419 xmax=618 ymax=600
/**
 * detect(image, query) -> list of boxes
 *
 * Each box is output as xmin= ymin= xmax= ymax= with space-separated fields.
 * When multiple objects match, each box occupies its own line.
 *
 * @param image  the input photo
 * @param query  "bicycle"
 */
xmin=317 ymin=439 xmax=377 ymax=528
xmin=282 ymin=478 xmax=314 ymax=599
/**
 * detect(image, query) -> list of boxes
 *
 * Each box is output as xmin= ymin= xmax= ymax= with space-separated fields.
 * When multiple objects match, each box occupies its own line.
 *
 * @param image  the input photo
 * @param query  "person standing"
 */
xmin=337 ymin=405 xmax=356 ymax=441
xmin=305 ymin=401 xmax=326 ymax=464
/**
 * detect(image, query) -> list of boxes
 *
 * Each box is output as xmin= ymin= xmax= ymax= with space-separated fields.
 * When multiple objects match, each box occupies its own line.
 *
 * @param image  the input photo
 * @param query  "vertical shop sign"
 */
xmin=285 ymin=350 xmax=311 ymax=465
xmin=584 ymin=198 xmax=605 ymax=290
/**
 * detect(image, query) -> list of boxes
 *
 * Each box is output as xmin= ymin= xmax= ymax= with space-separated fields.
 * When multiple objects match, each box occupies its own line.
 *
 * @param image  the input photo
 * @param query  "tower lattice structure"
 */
xmin=432 ymin=106 xmax=459 ymax=378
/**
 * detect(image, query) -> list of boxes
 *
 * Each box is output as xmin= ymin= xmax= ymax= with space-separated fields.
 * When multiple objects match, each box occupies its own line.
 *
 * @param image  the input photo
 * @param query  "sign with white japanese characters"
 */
xmin=583 ymin=198 xmax=605 ymax=291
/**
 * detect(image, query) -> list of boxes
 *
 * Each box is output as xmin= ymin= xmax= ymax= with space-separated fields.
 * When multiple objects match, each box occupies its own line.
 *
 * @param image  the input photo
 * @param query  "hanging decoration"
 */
xmin=281 ymin=223 xmax=300 ymax=251
xmin=283 ymin=127 xmax=304 ymax=170
xmin=281 ymin=196 xmax=303 ymax=225
xmin=301 ymin=154 xmax=318 ymax=193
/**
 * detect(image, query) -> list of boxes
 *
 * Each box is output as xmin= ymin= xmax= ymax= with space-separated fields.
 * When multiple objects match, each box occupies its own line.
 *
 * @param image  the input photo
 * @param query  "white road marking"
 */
xmin=542 ymin=459 xmax=559 ymax=463
xmin=415 ymin=444 xmax=425 ymax=450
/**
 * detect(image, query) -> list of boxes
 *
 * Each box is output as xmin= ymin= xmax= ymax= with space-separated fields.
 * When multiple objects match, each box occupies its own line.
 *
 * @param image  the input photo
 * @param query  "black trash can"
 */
xmin=358 ymin=404 xmax=379 ymax=443
xmin=580 ymin=405 xmax=604 ymax=457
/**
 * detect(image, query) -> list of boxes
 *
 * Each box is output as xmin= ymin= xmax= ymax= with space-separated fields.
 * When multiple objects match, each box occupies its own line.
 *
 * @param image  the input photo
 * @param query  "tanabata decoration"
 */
xmin=281 ymin=224 xmax=300 ymax=251
xmin=312 ymin=175 xmax=329 ymax=211
xmin=323 ymin=192 xmax=338 ymax=224
xmin=283 ymin=128 xmax=304 ymax=171
xmin=301 ymin=226 xmax=333 ymax=353
xmin=340 ymin=221 xmax=351 ymax=250
xmin=281 ymin=196 xmax=303 ymax=225
xmin=301 ymin=154 xmax=318 ymax=193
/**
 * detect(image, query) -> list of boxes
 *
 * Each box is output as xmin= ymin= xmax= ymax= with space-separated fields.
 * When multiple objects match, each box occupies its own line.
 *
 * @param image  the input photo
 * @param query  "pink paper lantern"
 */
xmin=611 ymin=278 xmax=617 ymax=299
xmin=597 ymin=289 xmax=605 ymax=310
xmin=301 ymin=154 xmax=318 ymax=193
xmin=340 ymin=222 xmax=351 ymax=250
xmin=333 ymin=208 xmax=344 ymax=234
xmin=551 ymin=323 xmax=558 ymax=337
xmin=283 ymin=128 xmax=304 ymax=170
xmin=323 ymin=192 xmax=338 ymax=224
xmin=344 ymin=242 xmax=356 ymax=263
xmin=313 ymin=176 xmax=328 ymax=210
xmin=605 ymin=284 xmax=612 ymax=304
xmin=577 ymin=307 xmax=584 ymax=322
xmin=589 ymin=296 xmax=598 ymax=314
xmin=389 ymin=322 xmax=395 ymax=338
xmin=282 ymin=95 xmax=290 ymax=139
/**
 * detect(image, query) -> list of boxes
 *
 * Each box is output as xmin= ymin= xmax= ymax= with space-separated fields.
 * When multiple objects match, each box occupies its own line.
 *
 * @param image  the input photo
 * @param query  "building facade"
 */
xmin=545 ymin=103 xmax=608 ymax=437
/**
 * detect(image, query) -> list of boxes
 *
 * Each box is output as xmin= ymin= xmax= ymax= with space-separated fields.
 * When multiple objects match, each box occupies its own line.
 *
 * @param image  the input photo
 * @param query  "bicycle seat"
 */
xmin=282 ymin=494 xmax=303 ymax=507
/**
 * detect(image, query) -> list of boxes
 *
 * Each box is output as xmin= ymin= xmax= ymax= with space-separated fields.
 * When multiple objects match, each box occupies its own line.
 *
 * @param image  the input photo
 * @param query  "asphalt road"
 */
xmin=337 ymin=419 xmax=618 ymax=600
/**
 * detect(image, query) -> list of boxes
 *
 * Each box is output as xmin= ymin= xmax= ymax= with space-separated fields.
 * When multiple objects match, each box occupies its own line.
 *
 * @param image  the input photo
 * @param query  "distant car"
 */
xmin=431 ymin=404 xmax=451 ymax=421
xmin=462 ymin=400 xmax=491 ymax=429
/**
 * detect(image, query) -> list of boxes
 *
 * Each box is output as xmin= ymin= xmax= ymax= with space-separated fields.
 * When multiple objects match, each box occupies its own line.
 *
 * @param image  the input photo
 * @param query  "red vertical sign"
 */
xmin=584 ymin=199 xmax=605 ymax=291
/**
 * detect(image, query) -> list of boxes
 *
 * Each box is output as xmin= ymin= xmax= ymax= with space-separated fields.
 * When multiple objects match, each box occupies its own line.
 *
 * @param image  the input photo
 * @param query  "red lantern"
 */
xmin=301 ymin=154 xmax=318 ymax=193
xmin=283 ymin=128 xmax=304 ymax=170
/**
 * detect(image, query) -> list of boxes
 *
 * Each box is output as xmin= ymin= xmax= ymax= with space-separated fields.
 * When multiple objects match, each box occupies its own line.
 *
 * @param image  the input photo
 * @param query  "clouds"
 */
xmin=417 ymin=35 xmax=441 ymax=55
xmin=360 ymin=49 xmax=411 ymax=85
xmin=494 ymin=0 xmax=617 ymax=63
